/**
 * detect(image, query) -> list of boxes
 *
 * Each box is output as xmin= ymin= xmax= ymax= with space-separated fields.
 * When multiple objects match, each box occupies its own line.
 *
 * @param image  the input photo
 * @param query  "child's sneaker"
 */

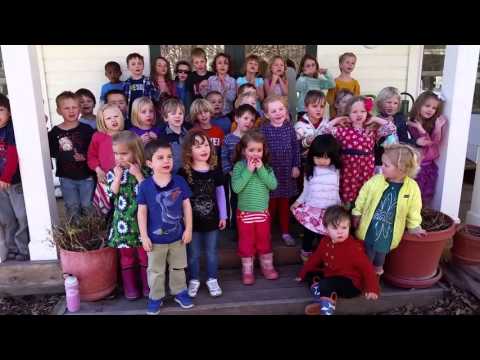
xmin=300 ymin=249 xmax=312 ymax=263
xmin=206 ymin=278 xmax=222 ymax=297
xmin=174 ymin=289 xmax=194 ymax=309
xmin=146 ymin=298 xmax=163 ymax=315
xmin=281 ymin=233 xmax=296 ymax=247
xmin=188 ymin=279 xmax=201 ymax=298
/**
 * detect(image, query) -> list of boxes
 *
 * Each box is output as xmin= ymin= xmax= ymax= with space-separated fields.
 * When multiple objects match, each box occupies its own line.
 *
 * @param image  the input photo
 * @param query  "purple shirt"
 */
xmin=207 ymin=75 xmax=237 ymax=115
xmin=129 ymin=126 xmax=164 ymax=140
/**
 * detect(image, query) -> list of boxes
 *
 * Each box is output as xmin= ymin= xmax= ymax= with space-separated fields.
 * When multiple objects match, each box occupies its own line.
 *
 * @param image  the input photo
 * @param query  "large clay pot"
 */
xmin=60 ymin=247 xmax=117 ymax=301
xmin=451 ymin=225 xmax=480 ymax=265
xmin=383 ymin=213 xmax=456 ymax=289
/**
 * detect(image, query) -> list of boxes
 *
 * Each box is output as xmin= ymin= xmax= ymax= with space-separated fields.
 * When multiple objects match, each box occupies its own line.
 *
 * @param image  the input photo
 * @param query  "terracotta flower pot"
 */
xmin=451 ymin=225 xmax=480 ymax=265
xmin=383 ymin=212 xmax=456 ymax=289
xmin=60 ymin=247 xmax=117 ymax=301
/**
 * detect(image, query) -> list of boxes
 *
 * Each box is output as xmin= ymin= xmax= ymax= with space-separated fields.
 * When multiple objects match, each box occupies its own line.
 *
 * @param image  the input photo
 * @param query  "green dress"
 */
xmin=106 ymin=167 xmax=150 ymax=248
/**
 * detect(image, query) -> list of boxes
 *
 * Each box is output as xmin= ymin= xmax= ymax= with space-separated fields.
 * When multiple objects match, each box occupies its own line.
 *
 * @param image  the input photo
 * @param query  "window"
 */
xmin=0 ymin=48 xmax=7 ymax=95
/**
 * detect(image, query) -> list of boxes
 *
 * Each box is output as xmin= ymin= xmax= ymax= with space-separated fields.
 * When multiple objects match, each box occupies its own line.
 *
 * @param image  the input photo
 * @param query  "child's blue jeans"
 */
xmin=60 ymin=177 xmax=95 ymax=220
xmin=187 ymin=230 xmax=219 ymax=280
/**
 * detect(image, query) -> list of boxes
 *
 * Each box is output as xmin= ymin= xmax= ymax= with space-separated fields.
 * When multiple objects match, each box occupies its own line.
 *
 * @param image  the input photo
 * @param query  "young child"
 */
xmin=321 ymin=96 xmax=396 ymax=208
xmin=221 ymin=104 xmax=256 ymax=230
xmin=124 ymin=52 xmax=158 ymax=119
xmin=297 ymin=205 xmax=380 ymax=315
xmin=296 ymin=54 xmax=335 ymax=116
xmin=230 ymin=92 xmax=263 ymax=131
xmin=206 ymin=91 xmax=232 ymax=135
xmin=105 ymin=89 xmax=130 ymax=129
xmin=0 ymin=94 xmax=30 ymax=261
xmin=186 ymin=47 xmax=215 ymax=100
xmin=207 ymin=53 xmax=236 ymax=116
xmin=231 ymin=130 xmax=279 ymax=284
xmin=236 ymin=54 xmax=265 ymax=111
xmin=406 ymin=91 xmax=447 ymax=206
xmin=352 ymin=144 xmax=426 ymax=275
xmin=100 ymin=61 xmax=125 ymax=103
xmin=106 ymin=131 xmax=150 ymax=300
xmin=333 ymin=89 xmax=354 ymax=117
xmin=76 ymin=88 xmax=97 ymax=130
xmin=137 ymin=139 xmax=194 ymax=314
xmin=261 ymin=95 xmax=301 ymax=246
xmin=48 ymin=91 xmax=95 ymax=221
xmin=326 ymin=52 xmax=361 ymax=118
xmin=174 ymin=60 xmax=193 ymax=116
xmin=178 ymin=129 xmax=227 ymax=298
xmin=129 ymin=97 xmax=163 ymax=145
xmin=87 ymin=104 xmax=124 ymax=215
xmin=264 ymin=56 xmax=288 ymax=97
xmin=159 ymin=98 xmax=189 ymax=174
xmin=290 ymin=135 xmax=342 ymax=262
xmin=151 ymin=56 xmax=177 ymax=121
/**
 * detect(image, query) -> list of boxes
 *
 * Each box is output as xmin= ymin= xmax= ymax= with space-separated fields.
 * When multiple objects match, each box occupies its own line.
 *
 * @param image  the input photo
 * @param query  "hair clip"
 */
xmin=364 ymin=97 xmax=374 ymax=113
xmin=431 ymin=90 xmax=445 ymax=101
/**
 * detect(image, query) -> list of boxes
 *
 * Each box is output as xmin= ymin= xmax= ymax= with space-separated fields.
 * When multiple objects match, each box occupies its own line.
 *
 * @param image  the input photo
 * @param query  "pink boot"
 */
xmin=241 ymin=257 xmax=255 ymax=285
xmin=121 ymin=268 xmax=141 ymax=300
xmin=259 ymin=253 xmax=279 ymax=280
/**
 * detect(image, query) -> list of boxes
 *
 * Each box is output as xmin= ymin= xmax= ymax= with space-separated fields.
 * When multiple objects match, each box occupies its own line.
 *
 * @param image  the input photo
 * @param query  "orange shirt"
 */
xmin=326 ymin=78 xmax=361 ymax=117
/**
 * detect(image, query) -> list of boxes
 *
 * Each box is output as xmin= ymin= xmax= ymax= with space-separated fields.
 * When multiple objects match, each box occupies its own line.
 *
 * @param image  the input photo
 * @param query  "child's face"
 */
xmin=113 ymin=143 xmax=135 ymax=168
xmin=235 ymin=112 xmax=255 ymax=133
xmin=155 ymin=59 xmax=168 ymax=77
xmin=138 ymin=104 xmax=155 ymax=127
xmin=313 ymin=154 xmax=331 ymax=167
xmin=103 ymin=108 xmax=122 ymax=132
xmin=127 ymin=57 xmax=144 ymax=78
xmin=335 ymin=94 xmax=353 ymax=114
xmin=302 ymin=59 xmax=318 ymax=76
xmin=57 ymin=98 xmax=80 ymax=123
xmin=243 ymin=140 xmax=263 ymax=161
xmin=147 ymin=147 xmax=173 ymax=175
xmin=215 ymin=56 xmax=229 ymax=76
xmin=191 ymin=136 xmax=211 ymax=163
xmin=240 ymin=95 xmax=257 ymax=109
xmin=0 ymin=106 xmax=11 ymax=128
xmin=239 ymin=86 xmax=256 ymax=98
xmin=420 ymin=98 xmax=440 ymax=119
xmin=165 ymin=106 xmax=184 ymax=128
xmin=271 ymin=58 xmax=286 ymax=76
xmin=306 ymin=99 xmax=326 ymax=122
xmin=326 ymin=219 xmax=350 ymax=243
xmin=105 ymin=66 xmax=121 ymax=83
xmin=176 ymin=64 xmax=190 ymax=82
xmin=78 ymin=95 xmax=95 ymax=116
xmin=107 ymin=94 xmax=128 ymax=114
xmin=197 ymin=80 xmax=209 ymax=97
xmin=207 ymin=94 xmax=224 ymax=116
xmin=246 ymin=60 xmax=259 ymax=74
xmin=349 ymin=101 xmax=368 ymax=127
xmin=381 ymin=155 xmax=405 ymax=181
xmin=340 ymin=56 xmax=356 ymax=74
xmin=383 ymin=96 xmax=400 ymax=116
xmin=192 ymin=56 xmax=207 ymax=73
xmin=265 ymin=100 xmax=287 ymax=126
xmin=196 ymin=111 xmax=212 ymax=128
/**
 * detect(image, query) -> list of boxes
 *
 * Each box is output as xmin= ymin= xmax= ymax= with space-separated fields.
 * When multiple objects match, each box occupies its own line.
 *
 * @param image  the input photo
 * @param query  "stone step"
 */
xmin=63 ymin=264 xmax=446 ymax=315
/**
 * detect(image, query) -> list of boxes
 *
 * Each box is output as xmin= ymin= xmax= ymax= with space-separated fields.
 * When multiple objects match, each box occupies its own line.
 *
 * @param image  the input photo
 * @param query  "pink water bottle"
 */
xmin=64 ymin=274 xmax=80 ymax=313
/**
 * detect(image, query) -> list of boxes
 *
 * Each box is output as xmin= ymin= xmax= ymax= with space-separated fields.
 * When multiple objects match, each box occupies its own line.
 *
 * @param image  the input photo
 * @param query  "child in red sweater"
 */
xmin=297 ymin=205 xmax=380 ymax=315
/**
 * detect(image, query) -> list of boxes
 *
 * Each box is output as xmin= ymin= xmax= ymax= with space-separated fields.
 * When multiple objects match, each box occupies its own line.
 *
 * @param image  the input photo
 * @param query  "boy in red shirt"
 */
xmin=297 ymin=205 xmax=380 ymax=315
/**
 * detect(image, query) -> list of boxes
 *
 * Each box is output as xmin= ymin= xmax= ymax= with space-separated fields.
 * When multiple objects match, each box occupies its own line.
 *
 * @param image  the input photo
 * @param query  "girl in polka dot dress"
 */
xmin=320 ymin=96 xmax=396 ymax=208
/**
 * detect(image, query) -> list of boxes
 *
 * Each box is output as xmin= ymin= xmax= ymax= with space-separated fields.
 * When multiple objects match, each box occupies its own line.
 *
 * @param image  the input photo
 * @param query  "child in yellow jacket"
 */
xmin=351 ymin=144 xmax=426 ymax=275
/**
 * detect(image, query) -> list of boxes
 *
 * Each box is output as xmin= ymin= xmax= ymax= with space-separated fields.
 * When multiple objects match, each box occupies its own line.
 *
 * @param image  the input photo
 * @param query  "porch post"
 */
xmin=432 ymin=45 xmax=480 ymax=222
xmin=466 ymin=146 xmax=480 ymax=225
xmin=1 ymin=45 xmax=59 ymax=260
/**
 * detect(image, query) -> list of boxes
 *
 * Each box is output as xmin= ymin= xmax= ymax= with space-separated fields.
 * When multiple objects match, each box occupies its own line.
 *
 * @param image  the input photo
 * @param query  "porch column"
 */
xmin=1 ymin=45 xmax=59 ymax=261
xmin=432 ymin=45 xmax=480 ymax=222
xmin=466 ymin=146 xmax=480 ymax=225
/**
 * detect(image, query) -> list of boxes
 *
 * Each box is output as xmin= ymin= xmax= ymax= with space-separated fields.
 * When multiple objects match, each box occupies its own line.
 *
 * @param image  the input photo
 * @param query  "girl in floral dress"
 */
xmin=106 ymin=131 xmax=151 ymax=300
xmin=320 ymin=96 xmax=396 ymax=208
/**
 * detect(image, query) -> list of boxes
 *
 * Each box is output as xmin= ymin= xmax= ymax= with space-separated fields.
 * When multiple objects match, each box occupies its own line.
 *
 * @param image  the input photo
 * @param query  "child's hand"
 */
xmin=95 ymin=168 xmax=106 ymax=184
xmin=141 ymin=237 xmax=153 ymax=252
xmin=113 ymin=165 xmax=123 ymax=179
xmin=407 ymin=120 xmax=426 ymax=133
xmin=417 ymin=137 xmax=433 ymax=147
xmin=148 ymin=132 xmax=158 ymax=140
xmin=182 ymin=229 xmax=192 ymax=244
xmin=306 ymin=134 xmax=315 ymax=146
xmin=290 ymin=201 xmax=300 ymax=213
xmin=331 ymin=116 xmax=349 ymax=127
xmin=436 ymin=115 xmax=447 ymax=128
xmin=247 ymin=157 xmax=256 ymax=172
xmin=408 ymin=227 xmax=427 ymax=237
xmin=219 ymin=219 xmax=227 ymax=230
xmin=254 ymin=158 xmax=263 ymax=170
xmin=295 ymin=277 xmax=302 ymax=282
xmin=364 ymin=292 xmax=378 ymax=300
xmin=0 ymin=180 xmax=11 ymax=190
xmin=128 ymin=163 xmax=142 ymax=178
xmin=318 ymin=68 xmax=328 ymax=75
xmin=291 ymin=167 xmax=300 ymax=178
xmin=140 ymin=133 xmax=151 ymax=144
xmin=366 ymin=116 xmax=387 ymax=126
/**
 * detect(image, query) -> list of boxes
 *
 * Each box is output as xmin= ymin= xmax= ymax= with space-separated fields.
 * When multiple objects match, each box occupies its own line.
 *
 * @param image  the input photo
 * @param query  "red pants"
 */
xmin=269 ymin=197 xmax=290 ymax=234
xmin=237 ymin=210 xmax=272 ymax=257
xmin=119 ymin=246 xmax=148 ymax=270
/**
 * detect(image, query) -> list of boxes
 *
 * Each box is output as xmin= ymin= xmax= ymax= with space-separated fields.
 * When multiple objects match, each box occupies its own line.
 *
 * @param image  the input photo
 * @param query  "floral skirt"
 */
xmin=292 ymin=204 xmax=327 ymax=235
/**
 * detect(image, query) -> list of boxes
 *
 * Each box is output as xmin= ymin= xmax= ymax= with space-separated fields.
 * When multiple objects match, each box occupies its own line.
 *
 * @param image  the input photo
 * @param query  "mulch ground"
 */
xmin=0 ymin=294 xmax=63 ymax=315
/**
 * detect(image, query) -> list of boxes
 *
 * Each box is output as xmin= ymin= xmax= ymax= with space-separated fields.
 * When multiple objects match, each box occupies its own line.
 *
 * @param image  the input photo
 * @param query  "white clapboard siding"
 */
xmin=40 ymin=45 xmax=150 ymax=126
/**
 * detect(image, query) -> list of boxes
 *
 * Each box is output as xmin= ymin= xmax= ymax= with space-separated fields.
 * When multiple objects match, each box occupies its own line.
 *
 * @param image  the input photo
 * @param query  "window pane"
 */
xmin=159 ymin=45 xmax=225 ymax=75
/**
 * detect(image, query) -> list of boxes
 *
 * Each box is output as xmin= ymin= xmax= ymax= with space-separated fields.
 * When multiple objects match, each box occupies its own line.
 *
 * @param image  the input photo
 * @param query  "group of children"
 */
xmin=0 ymin=47 xmax=449 ymax=316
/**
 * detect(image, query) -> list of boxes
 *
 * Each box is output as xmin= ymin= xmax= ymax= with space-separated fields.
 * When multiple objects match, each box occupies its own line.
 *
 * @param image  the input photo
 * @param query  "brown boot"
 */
xmin=259 ymin=253 xmax=279 ymax=280
xmin=241 ymin=257 xmax=255 ymax=285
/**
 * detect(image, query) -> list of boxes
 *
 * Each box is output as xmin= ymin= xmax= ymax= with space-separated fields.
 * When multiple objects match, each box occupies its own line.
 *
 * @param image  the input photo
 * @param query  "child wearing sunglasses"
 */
xmin=175 ymin=61 xmax=193 ymax=120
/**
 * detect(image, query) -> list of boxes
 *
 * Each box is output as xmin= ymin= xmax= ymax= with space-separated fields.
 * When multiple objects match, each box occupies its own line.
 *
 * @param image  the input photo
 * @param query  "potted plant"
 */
xmin=383 ymin=208 xmax=456 ymax=289
xmin=51 ymin=214 xmax=117 ymax=301
xmin=451 ymin=224 xmax=480 ymax=265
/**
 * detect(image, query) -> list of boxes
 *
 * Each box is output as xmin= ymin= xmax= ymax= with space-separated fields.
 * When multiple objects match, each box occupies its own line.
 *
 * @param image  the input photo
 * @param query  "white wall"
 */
xmin=468 ymin=114 xmax=480 ymax=162
xmin=39 ymin=45 xmax=150 ymax=126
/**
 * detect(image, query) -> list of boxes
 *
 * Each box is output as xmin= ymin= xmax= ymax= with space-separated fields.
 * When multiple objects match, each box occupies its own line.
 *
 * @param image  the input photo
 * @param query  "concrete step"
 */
xmin=63 ymin=264 xmax=446 ymax=315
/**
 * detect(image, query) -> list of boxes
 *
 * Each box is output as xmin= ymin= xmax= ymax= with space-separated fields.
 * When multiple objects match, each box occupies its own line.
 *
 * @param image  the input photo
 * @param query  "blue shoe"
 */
xmin=174 ymin=289 xmax=194 ymax=309
xmin=146 ymin=298 xmax=163 ymax=315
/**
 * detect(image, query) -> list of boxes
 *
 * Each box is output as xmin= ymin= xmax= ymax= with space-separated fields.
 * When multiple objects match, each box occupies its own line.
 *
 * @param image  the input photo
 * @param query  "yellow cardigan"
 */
xmin=352 ymin=174 xmax=422 ymax=250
